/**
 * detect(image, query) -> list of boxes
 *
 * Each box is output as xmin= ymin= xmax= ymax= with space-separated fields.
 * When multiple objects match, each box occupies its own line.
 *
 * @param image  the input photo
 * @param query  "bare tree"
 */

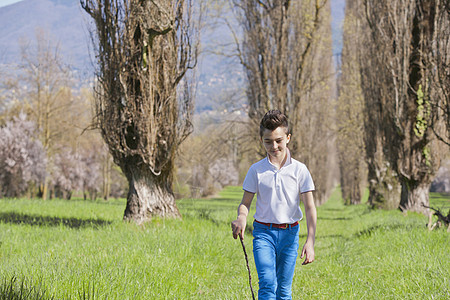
xmin=1 ymin=30 xmax=117 ymax=201
xmin=17 ymin=30 xmax=77 ymax=200
xmin=428 ymin=2 xmax=450 ymax=145
xmin=352 ymin=0 xmax=401 ymax=209
xmin=336 ymin=0 xmax=367 ymax=205
xmin=80 ymin=0 xmax=199 ymax=222
xmin=360 ymin=0 xmax=449 ymax=213
xmin=176 ymin=113 xmax=253 ymax=197
xmin=232 ymin=0 xmax=336 ymax=205
xmin=292 ymin=0 xmax=337 ymax=205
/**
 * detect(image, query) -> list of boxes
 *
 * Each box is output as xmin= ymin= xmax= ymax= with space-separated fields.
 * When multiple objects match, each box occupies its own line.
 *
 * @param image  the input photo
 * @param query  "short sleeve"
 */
xmin=300 ymin=166 xmax=315 ymax=193
xmin=242 ymin=165 xmax=258 ymax=193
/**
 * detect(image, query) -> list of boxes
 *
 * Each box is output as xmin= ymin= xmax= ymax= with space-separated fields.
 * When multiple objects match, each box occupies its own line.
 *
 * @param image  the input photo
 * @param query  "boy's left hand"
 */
xmin=300 ymin=241 xmax=315 ymax=265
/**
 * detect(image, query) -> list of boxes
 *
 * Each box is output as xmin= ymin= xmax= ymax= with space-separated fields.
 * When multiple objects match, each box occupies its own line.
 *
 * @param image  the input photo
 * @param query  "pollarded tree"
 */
xmin=81 ymin=0 xmax=199 ymax=222
xmin=336 ymin=0 xmax=366 ymax=205
xmin=428 ymin=2 xmax=450 ymax=146
xmin=354 ymin=0 xmax=402 ymax=209
xmin=361 ymin=0 xmax=449 ymax=213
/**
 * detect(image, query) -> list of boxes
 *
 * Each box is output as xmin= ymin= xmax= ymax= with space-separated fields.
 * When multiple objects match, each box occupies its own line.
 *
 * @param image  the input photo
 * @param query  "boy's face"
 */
xmin=261 ymin=126 xmax=291 ymax=161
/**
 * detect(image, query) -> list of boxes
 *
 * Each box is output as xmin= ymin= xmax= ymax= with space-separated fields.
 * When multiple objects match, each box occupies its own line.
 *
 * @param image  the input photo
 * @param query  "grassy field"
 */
xmin=0 ymin=187 xmax=449 ymax=299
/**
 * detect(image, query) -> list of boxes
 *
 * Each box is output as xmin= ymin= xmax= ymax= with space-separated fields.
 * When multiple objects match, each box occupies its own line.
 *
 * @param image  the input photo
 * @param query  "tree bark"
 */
xmin=400 ymin=180 xmax=431 ymax=213
xmin=368 ymin=166 xmax=401 ymax=210
xmin=123 ymin=166 xmax=181 ymax=223
xmin=367 ymin=137 xmax=401 ymax=209
xmin=340 ymin=159 xmax=364 ymax=205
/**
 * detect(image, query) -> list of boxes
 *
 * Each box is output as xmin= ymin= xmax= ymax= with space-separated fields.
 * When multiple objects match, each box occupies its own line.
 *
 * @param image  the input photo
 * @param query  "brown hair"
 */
xmin=259 ymin=110 xmax=289 ymax=137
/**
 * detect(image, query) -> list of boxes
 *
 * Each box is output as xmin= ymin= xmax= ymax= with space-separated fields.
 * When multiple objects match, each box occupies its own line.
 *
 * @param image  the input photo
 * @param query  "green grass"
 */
xmin=0 ymin=187 xmax=449 ymax=299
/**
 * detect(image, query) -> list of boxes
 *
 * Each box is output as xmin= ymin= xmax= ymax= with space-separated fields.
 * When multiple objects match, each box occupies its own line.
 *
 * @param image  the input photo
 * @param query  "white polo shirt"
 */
xmin=242 ymin=151 xmax=315 ymax=224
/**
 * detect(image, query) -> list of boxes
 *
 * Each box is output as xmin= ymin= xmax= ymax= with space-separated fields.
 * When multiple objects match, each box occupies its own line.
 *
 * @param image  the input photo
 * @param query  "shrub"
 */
xmin=0 ymin=113 xmax=46 ymax=197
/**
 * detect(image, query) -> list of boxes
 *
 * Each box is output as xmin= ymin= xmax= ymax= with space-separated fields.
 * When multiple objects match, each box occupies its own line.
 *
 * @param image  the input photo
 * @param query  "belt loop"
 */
xmin=270 ymin=223 xmax=273 ymax=229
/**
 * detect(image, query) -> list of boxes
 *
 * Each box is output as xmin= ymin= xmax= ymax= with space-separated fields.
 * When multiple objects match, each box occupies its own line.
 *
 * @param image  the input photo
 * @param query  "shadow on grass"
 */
xmin=355 ymin=223 xmax=422 ymax=238
xmin=316 ymin=234 xmax=346 ymax=239
xmin=318 ymin=216 xmax=353 ymax=221
xmin=183 ymin=208 xmax=255 ymax=236
xmin=319 ymin=208 xmax=346 ymax=212
xmin=0 ymin=212 xmax=112 ymax=229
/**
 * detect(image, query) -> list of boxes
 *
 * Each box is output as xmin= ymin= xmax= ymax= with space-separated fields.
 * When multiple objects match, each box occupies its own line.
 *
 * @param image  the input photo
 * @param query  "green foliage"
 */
xmin=1 ymin=187 xmax=449 ymax=299
xmin=423 ymin=146 xmax=432 ymax=167
xmin=414 ymin=84 xmax=431 ymax=138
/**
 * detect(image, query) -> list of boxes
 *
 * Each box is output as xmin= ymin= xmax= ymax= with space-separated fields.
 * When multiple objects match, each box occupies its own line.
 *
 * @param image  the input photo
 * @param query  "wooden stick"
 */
xmin=239 ymin=233 xmax=256 ymax=300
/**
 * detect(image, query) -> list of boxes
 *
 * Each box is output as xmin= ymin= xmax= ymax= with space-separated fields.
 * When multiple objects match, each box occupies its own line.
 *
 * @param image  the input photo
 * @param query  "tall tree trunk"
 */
xmin=42 ymin=180 xmax=49 ymax=200
xmin=337 ymin=0 xmax=367 ymax=205
xmin=102 ymin=150 xmax=111 ymax=201
xmin=367 ymin=138 xmax=401 ymax=209
xmin=340 ymin=159 xmax=364 ymax=205
xmin=368 ymin=167 xmax=401 ymax=210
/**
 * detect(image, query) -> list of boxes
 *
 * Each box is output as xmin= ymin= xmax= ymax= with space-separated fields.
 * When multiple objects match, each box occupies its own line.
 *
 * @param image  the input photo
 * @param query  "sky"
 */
xmin=0 ymin=0 xmax=22 ymax=8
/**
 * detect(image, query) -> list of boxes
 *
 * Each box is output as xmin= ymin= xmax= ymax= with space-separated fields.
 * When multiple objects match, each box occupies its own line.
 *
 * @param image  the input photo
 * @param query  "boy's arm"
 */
xmin=231 ymin=191 xmax=255 ymax=240
xmin=300 ymin=191 xmax=317 ymax=265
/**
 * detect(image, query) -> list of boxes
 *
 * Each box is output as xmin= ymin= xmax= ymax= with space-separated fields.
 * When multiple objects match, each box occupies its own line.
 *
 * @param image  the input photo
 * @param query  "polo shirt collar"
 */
xmin=266 ymin=148 xmax=292 ymax=170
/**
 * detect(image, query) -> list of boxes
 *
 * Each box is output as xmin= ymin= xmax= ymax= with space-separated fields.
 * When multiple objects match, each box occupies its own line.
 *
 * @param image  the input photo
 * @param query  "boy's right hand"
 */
xmin=231 ymin=216 xmax=247 ymax=240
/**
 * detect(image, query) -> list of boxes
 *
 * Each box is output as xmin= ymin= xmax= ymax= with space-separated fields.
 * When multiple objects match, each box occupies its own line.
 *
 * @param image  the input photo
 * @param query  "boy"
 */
xmin=231 ymin=110 xmax=317 ymax=300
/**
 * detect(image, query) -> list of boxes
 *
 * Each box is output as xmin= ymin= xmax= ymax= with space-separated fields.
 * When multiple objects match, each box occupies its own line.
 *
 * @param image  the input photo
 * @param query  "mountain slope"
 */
xmin=0 ymin=0 xmax=90 ymax=71
xmin=0 ymin=0 xmax=346 ymax=112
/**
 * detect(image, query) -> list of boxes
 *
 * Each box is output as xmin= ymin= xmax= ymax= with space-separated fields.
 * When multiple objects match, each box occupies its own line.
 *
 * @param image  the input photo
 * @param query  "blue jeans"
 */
xmin=253 ymin=221 xmax=300 ymax=300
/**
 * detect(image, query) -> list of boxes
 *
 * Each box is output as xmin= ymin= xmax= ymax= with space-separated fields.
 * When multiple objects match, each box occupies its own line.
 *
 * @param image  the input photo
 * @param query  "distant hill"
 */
xmin=0 ymin=0 xmax=241 ymax=112
xmin=0 ymin=0 xmax=91 ymax=72
xmin=0 ymin=0 xmax=345 ymax=112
